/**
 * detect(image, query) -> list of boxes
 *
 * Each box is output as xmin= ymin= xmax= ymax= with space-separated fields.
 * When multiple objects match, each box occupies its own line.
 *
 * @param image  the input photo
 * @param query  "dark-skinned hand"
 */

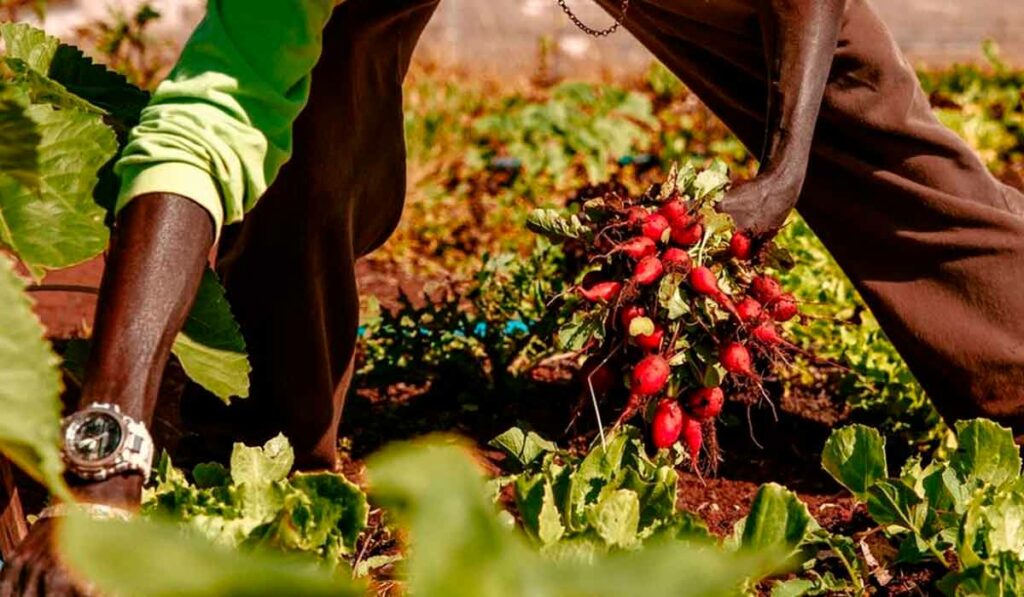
xmin=719 ymin=173 xmax=802 ymax=238
xmin=0 ymin=518 xmax=92 ymax=597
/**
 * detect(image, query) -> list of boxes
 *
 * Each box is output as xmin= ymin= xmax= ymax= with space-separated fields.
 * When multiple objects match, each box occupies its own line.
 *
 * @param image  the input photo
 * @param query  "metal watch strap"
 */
xmin=37 ymin=503 xmax=134 ymax=521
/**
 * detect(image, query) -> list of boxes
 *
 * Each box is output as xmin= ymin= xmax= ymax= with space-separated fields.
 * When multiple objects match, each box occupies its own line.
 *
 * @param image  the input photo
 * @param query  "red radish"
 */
xmin=681 ymin=414 xmax=703 ymax=461
xmin=620 ymin=305 xmax=646 ymax=329
xmin=579 ymin=281 xmax=622 ymax=303
xmin=634 ymin=326 xmax=664 ymax=351
xmin=659 ymin=200 xmax=691 ymax=228
xmin=633 ymin=256 xmax=664 ymax=286
xmin=689 ymin=266 xmax=720 ymax=296
xmin=735 ymin=297 xmax=763 ymax=322
xmin=619 ymin=237 xmax=657 ymax=260
xmin=662 ymin=248 xmax=691 ymax=269
xmin=631 ymin=355 xmax=670 ymax=396
xmin=688 ymin=387 xmax=725 ymax=419
xmin=651 ymin=399 xmax=684 ymax=449
xmin=752 ymin=322 xmax=784 ymax=346
xmin=729 ymin=231 xmax=753 ymax=260
xmin=751 ymin=275 xmax=782 ymax=304
xmin=626 ymin=207 xmax=649 ymax=226
xmin=641 ymin=214 xmax=671 ymax=242
xmin=670 ymin=223 xmax=704 ymax=246
xmin=720 ymin=342 xmax=753 ymax=376
xmin=769 ymin=294 xmax=799 ymax=322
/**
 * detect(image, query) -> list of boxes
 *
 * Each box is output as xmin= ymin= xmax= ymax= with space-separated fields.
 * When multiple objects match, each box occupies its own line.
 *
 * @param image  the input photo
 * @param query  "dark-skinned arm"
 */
xmin=0 ymin=196 xmax=212 ymax=597
xmin=721 ymin=0 xmax=845 ymax=235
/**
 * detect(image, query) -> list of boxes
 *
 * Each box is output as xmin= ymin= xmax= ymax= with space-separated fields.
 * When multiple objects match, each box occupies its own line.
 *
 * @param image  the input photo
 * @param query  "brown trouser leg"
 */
xmin=182 ymin=0 xmax=441 ymax=470
xmin=600 ymin=0 xmax=1024 ymax=432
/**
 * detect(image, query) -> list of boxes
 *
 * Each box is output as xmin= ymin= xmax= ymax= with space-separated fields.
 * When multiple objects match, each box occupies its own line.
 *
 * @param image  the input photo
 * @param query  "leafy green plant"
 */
xmin=144 ymin=434 xmax=369 ymax=565
xmin=489 ymin=425 xmax=710 ymax=552
xmin=821 ymin=419 xmax=1024 ymax=594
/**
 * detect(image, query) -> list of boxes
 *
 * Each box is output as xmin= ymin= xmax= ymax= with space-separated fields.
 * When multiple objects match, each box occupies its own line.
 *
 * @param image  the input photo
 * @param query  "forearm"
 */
xmin=757 ymin=0 xmax=844 ymax=190
xmin=74 ymin=193 xmax=214 ymax=505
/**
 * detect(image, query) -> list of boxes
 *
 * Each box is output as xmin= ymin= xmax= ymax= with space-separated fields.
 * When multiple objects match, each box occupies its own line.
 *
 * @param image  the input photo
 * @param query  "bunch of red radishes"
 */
xmin=530 ymin=163 xmax=803 ymax=466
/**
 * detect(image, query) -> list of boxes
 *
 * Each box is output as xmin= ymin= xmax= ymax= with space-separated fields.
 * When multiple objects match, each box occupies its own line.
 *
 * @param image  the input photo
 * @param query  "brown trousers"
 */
xmin=192 ymin=0 xmax=1024 ymax=469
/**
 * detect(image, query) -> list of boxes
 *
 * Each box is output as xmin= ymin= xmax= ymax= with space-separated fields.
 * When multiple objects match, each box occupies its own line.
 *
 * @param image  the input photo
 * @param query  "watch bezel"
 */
xmin=62 ymin=405 xmax=129 ymax=473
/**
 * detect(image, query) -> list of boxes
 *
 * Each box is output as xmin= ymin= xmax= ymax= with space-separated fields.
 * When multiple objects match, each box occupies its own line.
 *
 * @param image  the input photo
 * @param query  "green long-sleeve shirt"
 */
xmin=115 ymin=0 xmax=336 ymax=234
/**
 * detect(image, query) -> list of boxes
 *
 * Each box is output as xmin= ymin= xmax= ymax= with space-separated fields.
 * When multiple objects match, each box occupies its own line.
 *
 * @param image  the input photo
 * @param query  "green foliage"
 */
xmin=369 ymin=435 xmax=780 ymax=597
xmin=822 ymin=419 xmax=1024 ymax=593
xmin=143 ymin=434 xmax=368 ymax=564
xmin=59 ymin=514 xmax=363 ymax=597
xmin=470 ymin=83 xmax=657 ymax=188
xmin=0 ymin=255 xmax=69 ymax=498
xmin=171 ymin=269 xmax=251 ymax=403
xmin=490 ymin=426 xmax=711 ymax=552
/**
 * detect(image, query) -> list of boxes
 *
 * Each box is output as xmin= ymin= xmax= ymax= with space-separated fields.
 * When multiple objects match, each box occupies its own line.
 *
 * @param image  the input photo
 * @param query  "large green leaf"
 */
xmin=1 ymin=22 xmax=148 ymax=125
xmin=0 ymin=87 xmax=40 ymax=189
xmin=0 ymin=255 xmax=69 ymax=498
xmin=950 ymin=419 xmax=1022 ymax=488
xmin=821 ymin=424 xmax=888 ymax=499
xmin=740 ymin=483 xmax=817 ymax=561
xmin=0 ymin=103 xmax=115 ymax=277
xmin=172 ymin=269 xmax=251 ymax=403
xmin=58 ymin=514 xmax=363 ymax=597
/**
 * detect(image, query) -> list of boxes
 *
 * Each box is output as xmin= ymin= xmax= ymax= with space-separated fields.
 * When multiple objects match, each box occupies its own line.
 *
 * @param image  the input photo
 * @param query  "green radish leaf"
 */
xmin=490 ymin=426 xmax=558 ymax=468
xmin=950 ymin=419 xmax=1022 ymax=488
xmin=0 ymin=255 xmax=69 ymax=499
xmin=821 ymin=425 xmax=888 ymax=499
xmin=171 ymin=269 xmax=251 ymax=403
xmin=556 ymin=308 xmax=606 ymax=352
xmin=588 ymin=489 xmax=640 ymax=549
xmin=740 ymin=483 xmax=818 ymax=560
xmin=0 ymin=104 xmax=115 ymax=278
xmin=230 ymin=433 xmax=294 ymax=487
xmin=527 ymin=208 xmax=590 ymax=242
xmin=58 ymin=514 xmax=364 ymax=597
xmin=628 ymin=316 xmax=655 ymax=337
xmin=692 ymin=161 xmax=730 ymax=200
xmin=656 ymin=273 xmax=689 ymax=320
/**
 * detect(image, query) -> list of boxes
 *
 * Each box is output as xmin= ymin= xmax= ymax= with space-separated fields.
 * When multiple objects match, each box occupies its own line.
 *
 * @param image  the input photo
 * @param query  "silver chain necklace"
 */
xmin=556 ymin=0 xmax=631 ymax=37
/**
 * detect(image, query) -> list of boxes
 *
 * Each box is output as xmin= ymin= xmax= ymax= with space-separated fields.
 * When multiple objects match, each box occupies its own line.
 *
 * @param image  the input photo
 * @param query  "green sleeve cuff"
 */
xmin=116 ymin=162 xmax=226 ymax=239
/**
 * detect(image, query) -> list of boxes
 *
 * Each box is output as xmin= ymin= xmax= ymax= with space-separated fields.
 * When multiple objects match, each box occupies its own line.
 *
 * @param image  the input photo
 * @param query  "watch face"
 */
xmin=67 ymin=412 xmax=123 ymax=463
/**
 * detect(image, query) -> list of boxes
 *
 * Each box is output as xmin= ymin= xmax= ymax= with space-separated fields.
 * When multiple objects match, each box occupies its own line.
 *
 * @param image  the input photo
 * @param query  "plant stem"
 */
xmin=26 ymin=284 xmax=100 ymax=295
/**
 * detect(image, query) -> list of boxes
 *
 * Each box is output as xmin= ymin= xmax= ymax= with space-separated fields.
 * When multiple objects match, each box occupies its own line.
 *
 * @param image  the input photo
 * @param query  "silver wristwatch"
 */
xmin=61 ymin=403 xmax=154 ymax=481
